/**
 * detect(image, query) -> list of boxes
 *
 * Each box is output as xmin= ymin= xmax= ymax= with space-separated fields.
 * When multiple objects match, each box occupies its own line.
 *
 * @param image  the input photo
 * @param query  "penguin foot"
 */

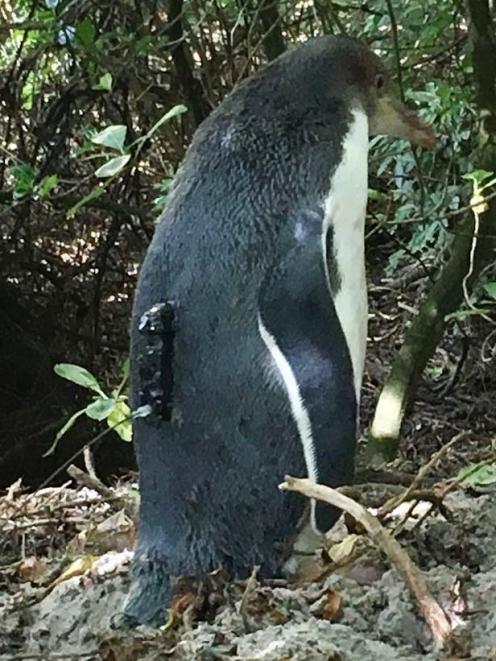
xmin=117 ymin=550 xmax=173 ymax=628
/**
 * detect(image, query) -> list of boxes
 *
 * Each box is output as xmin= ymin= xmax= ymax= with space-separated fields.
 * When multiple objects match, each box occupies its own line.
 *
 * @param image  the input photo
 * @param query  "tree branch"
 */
xmin=166 ymin=0 xmax=209 ymax=126
xmin=258 ymin=0 xmax=285 ymax=60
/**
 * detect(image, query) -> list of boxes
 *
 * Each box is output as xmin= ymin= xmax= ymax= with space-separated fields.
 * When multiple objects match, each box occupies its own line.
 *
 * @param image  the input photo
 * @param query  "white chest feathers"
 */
xmin=323 ymin=108 xmax=369 ymax=401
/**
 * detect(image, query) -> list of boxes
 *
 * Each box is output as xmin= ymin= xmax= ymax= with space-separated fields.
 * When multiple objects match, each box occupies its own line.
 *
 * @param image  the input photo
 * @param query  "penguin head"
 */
xmin=351 ymin=43 xmax=436 ymax=149
xmin=269 ymin=36 xmax=435 ymax=149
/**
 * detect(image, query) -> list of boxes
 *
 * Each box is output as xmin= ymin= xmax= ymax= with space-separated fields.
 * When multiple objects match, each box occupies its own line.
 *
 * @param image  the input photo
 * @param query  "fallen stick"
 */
xmin=378 ymin=431 xmax=470 ymax=520
xmin=279 ymin=475 xmax=453 ymax=648
xmin=239 ymin=564 xmax=260 ymax=632
xmin=67 ymin=464 xmax=115 ymax=500
xmin=67 ymin=464 xmax=135 ymax=517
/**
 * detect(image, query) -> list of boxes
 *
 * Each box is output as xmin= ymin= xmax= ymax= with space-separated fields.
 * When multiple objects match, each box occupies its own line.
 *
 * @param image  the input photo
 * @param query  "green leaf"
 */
xmin=91 ymin=125 xmax=127 ymax=151
xmin=76 ymin=18 xmax=96 ymax=49
xmin=139 ymin=105 xmax=187 ymax=145
xmin=37 ymin=174 xmax=58 ymax=198
xmin=85 ymin=398 xmax=115 ymax=421
xmin=462 ymin=169 xmax=494 ymax=185
xmin=445 ymin=307 xmax=491 ymax=321
xmin=107 ymin=399 xmax=133 ymax=442
xmin=120 ymin=358 xmax=130 ymax=379
xmin=54 ymin=363 xmax=106 ymax=396
xmin=483 ymin=282 xmax=496 ymax=299
xmin=425 ymin=365 xmax=443 ymax=380
xmin=11 ymin=163 xmax=37 ymax=200
xmin=44 ymin=409 xmax=86 ymax=456
xmin=368 ymin=188 xmax=387 ymax=202
xmin=95 ymin=154 xmax=130 ymax=178
xmin=92 ymin=73 xmax=113 ymax=91
xmin=67 ymin=184 xmax=105 ymax=218
xmin=457 ymin=462 xmax=496 ymax=487
xmin=153 ymin=177 xmax=174 ymax=211
xmin=135 ymin=36 xmax=152 ymax=56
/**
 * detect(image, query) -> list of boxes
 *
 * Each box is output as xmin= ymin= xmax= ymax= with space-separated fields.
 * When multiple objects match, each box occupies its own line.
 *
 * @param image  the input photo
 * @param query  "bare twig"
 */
xmin=238 ymin=564 xmax=260 ymax=631
xmin=378 ymin=431 xmax=471 ymax=519
xmin=355 ymin=467 xmax=437 ymax=488
xmin=66 ymin=464 xmax=136 ymax=518
xmin=66 ymin=464 xmax=115 ymax=501
xmin=83 ymin=446 xmax=97 ymax=481
xmin=0 ymin=654 xmax=97 ymax=660
xmin=0 ymin=21 xmax=52 ymax=32
xmin=6 ymin=518 xmax=59 ymax=530
xmin=385 ymin=0 xmax=426 ymax=207
xmin=279 ymin=475 xmax=453 ymax=647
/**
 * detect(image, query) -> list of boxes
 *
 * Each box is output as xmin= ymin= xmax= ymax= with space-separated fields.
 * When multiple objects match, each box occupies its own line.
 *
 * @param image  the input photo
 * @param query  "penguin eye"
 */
xmin=375 ymin=74 xmax=385 ymax=93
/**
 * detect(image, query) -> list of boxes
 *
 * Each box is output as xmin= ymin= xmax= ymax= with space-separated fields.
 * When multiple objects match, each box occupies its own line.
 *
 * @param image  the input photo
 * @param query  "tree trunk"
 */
xmin=258 ymin=0 xmax=285 ymax=61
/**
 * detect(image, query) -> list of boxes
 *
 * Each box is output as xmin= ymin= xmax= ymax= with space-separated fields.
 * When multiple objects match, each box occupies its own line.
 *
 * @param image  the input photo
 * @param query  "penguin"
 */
xmin=121 ymin=35 xmax=435 ymax=627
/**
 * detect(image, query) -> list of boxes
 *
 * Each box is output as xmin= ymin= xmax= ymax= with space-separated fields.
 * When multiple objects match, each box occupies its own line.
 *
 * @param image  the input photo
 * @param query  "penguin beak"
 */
xmin=370 ymin=95 xmax=436 ymax=148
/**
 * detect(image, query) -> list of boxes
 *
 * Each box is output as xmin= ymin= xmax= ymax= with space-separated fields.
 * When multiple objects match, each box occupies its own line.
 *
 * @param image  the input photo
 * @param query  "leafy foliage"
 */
xmin=457 ymin=462 xmax=496 ymax=487
xmin=49 ymin=361 xmax=132 ymax=453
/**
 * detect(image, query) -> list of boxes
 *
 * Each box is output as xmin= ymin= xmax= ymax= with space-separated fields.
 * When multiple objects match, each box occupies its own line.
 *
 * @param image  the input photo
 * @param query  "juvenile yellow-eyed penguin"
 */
xmin=121 ymin=35 xmax=435 ymax=627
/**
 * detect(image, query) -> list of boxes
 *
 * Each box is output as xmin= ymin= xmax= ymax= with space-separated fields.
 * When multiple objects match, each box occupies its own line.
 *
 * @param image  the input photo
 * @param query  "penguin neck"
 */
xmin=323 ymin=107 xmax=369 ymax=400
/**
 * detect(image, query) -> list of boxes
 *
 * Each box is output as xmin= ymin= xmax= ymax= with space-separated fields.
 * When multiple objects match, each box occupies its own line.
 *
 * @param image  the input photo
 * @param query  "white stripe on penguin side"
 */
xmin=257 ymin=314 xmax=319 ymax=530
xmin=322 ymin=108 xmax=369 ymax=402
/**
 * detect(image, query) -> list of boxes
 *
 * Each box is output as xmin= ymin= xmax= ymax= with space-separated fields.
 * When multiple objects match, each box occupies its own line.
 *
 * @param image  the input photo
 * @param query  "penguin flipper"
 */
xmin=258 ymin=212 xmax=357 ymax=532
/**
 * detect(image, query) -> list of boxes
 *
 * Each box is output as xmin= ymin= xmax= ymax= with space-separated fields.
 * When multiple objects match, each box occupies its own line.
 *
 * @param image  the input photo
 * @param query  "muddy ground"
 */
xmin=0 ymin=262 xmax=495 ymax=660
xmin=1 ymin=477 xmax=495 ymax=660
